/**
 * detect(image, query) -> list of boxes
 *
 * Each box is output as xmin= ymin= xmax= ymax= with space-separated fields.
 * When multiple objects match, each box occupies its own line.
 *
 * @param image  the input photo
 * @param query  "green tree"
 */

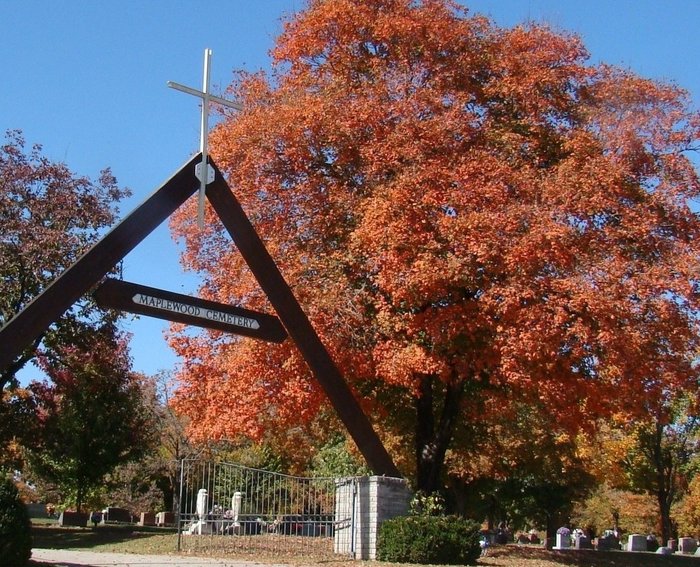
xmin=26 ymin=323 xmax=151 ymax=513
xmin=621 ymin=396 xmax=700 ymax=542
xmin=447 ymin=400 xmax=594 ymax=534
xmin=0 ymin=476 xmax=32 ymax=566
xmin=309 ymin=434 xmax=371 ymax=478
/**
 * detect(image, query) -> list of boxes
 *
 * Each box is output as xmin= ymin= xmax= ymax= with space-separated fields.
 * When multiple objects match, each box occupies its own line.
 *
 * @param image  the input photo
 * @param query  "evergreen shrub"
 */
xmin=377 ymin=514 xmax=481 ymax=565
xmin=0 ymin=476 xmax=32 ymax=566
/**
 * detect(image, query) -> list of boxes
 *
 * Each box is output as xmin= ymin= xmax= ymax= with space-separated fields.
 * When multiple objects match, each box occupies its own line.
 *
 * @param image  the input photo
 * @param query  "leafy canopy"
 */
xmin=26 ymin=324 xmax=151 ymax=513
xmin=170 ymin=0 xmax=700 ymax=481
xmin=0 ymin=130 xmax=129 ymax=387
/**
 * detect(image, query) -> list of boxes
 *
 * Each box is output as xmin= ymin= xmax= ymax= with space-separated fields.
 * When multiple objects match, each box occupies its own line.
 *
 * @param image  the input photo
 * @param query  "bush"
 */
xmin=0 ymin=476 xmax=32 ymax=566
xmin=377 ymin=515 xmax=481 ymax=565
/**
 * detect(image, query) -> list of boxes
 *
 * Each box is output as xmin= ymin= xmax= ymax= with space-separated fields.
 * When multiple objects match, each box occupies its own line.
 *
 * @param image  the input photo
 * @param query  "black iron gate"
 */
xmin=176 ymin=459 xmax=356 ymax=559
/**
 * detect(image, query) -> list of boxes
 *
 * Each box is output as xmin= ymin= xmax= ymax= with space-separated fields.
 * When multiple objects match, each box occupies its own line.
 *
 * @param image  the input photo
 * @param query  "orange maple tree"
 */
xmin=169 ymin=0 xmax=700 ymax=492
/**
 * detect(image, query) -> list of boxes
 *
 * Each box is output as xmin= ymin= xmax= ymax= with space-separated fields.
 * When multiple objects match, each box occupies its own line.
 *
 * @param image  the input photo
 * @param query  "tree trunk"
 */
xmin=658 ymin=491 xmax=673 ymax=545
xmin=76 ymin=484 xmax=83 ymax=514
xmin=415 ymin=373 xmax=464 ymax=493
xmin=650 ymin=422 xmax=674 ymax=544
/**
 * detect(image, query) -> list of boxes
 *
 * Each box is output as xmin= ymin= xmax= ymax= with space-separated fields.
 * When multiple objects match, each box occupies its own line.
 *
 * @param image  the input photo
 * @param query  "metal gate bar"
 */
xmin=177 ymin=459 xmax=355 ymax=559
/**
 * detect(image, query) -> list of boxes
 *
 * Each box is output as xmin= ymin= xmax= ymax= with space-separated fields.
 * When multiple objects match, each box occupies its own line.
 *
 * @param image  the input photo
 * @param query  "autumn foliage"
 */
xmin=27 ymin=324 xmax=151 ymax=513
xmin=169 ymin=0 xmax=700 ymax=490
xmin=0 ymin=130 xmax=129 ymax=387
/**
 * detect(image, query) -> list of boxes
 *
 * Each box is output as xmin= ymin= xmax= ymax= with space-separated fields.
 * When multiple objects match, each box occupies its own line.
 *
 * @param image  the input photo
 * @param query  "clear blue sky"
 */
xmin=2 ymin=1 xmax=698 ymax=382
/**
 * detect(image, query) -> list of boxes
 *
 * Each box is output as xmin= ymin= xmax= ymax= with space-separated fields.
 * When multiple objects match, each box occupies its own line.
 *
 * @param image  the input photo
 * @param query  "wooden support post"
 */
xmin=205 ymin=174 xmax=401 ymax=478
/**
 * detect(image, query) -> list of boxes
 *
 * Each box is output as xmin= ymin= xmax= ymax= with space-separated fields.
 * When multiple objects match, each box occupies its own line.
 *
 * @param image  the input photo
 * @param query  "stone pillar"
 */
xmin=334 ymin=476 xmax=411 ymax=560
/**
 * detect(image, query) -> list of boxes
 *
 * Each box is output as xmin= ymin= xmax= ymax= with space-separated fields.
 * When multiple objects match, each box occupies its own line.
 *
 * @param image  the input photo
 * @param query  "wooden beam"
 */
xmin=205 ymin=171 xmax=401 ymax=478
xmin=0 ymin=154 xmax=202 ymax=372
xmin=94 ymin=278 xmax=287 ymax=343
xmin=0 ymin=152 xmax=401 ymax=479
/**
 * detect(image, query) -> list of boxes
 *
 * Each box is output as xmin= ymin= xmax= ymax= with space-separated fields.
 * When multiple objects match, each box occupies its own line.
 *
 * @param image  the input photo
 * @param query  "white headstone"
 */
xmin=231 ymin=491 xmax=242 ymax=524
xmin=627 ymin=534 xmax=647 ymax=552
xmin=196 ymin=488 xmax=208 ymax=518
xmin=555 ymin=533 xmax=571 ymax=549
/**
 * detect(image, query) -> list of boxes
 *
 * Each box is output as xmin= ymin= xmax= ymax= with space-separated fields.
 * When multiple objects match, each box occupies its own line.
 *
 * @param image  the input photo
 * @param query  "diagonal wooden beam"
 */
xmin=0 ymin=152 xmax=401 ymax=478
xmin=205 ymin=169 xmax=401 ymax=478
xmin=0 ymin=154 xmax=202 ymax=373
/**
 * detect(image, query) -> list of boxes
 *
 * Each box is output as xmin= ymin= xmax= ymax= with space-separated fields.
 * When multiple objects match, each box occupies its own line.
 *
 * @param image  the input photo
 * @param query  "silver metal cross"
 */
xmin=168 ymin=49 xmax=243 ymax=228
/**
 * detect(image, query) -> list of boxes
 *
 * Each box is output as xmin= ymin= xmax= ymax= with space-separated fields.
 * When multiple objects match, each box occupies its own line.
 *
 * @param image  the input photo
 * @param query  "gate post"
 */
xmin=334 ymin=476 xmax=411 ymax=560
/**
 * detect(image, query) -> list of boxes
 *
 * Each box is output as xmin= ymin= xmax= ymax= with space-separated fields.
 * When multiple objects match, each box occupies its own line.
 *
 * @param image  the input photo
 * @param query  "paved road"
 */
xmin=31 ymin=549 xmax=291 ymax=567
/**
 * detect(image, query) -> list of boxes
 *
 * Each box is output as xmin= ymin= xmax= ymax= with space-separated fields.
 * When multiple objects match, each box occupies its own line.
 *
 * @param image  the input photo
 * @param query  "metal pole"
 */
xmin=198 ymin=48 xmax=212 ymax=228
xmin=177 ymin=458 xmax=185 ymax=551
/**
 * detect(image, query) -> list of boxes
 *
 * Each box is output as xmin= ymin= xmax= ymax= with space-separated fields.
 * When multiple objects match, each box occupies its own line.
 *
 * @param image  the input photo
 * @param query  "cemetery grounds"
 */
xmin=28 ymin=521 xmax=700 ymax=567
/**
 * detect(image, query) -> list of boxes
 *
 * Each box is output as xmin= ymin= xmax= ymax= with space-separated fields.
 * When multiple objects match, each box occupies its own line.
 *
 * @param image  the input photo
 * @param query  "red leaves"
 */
xmin=169 ymin=0 xmax=700 ymax=456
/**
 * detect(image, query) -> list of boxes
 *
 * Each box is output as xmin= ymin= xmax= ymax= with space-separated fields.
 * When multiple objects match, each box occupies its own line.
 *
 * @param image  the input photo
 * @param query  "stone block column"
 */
xmin=334 ymin=476 xmax=411 ymax=560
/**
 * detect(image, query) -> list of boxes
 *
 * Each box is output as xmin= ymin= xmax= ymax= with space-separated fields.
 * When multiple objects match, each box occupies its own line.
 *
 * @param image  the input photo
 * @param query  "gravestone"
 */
xmin=575 ymin=535 xmax=593 ymax=550
xmin=679 ymin=537 xmax=697 ymax=554
xmin=58 ymin=511 xmax=88 ymax=527
xmin=657 ymin=546 xmax=673 ymax=555
xmin=596 ymin=533 xmax=621 ymax=550
xmin=231 ymin=491 xmax=242 ymax=526
xmin=102 ymin=506 xmax=131 ymax=523
xmin=668 ymin=538 xmax=678 ymax=552
xmin=156 ymin=511 xmax=174 ymax=526
xmin=25 ymin=503 xmax=47 ymax=518
xmin=138 ymin=512 xmax=156 ymax=526
xmin=188 ymin=488 xmax=212 ymax=535
xmin=554 ymin=533 xmax=571 ymax=549
xmin=627 ymin=534 xmax=647 ymax=551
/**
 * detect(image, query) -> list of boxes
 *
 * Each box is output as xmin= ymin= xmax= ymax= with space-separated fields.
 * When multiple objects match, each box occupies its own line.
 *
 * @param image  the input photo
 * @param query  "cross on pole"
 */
xmin=168 ymin=49 xmax=243 ymax=228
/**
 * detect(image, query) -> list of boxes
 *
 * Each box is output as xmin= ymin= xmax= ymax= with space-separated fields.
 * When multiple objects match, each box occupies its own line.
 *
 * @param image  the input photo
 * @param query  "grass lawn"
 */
xmin=481 ymin=546 xmax=700 ymax=566
xmin=31 ymin=522 xmax=177 ymax=555
xmin=29 ymin=522 xmax=700 ymax=566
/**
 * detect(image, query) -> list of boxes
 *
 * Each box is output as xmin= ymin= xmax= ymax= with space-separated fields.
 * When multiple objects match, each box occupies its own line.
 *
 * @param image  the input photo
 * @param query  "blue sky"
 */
xmin=2 ymin=1 xmax=698 ymax=382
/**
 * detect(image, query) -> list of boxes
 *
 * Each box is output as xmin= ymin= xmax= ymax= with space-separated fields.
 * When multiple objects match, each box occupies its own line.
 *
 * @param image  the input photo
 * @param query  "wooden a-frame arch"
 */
xmin=0 ymin=154 xmax=400 ymax=478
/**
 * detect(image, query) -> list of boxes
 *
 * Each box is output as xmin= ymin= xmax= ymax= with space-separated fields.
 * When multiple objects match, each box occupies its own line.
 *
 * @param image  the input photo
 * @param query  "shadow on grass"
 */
xmin=480 ymin=545 xmax=700 ymax=566
xmin=31 ymin=522 xmax=174 ymax=550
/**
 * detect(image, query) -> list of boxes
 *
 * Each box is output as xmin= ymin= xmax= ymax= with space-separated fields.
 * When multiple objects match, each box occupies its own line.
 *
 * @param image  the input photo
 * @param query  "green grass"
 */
xmin=30 ymin=522 xmax=700 ymax=567
xmin=31 ymin=522 xmax=178 ymax=555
